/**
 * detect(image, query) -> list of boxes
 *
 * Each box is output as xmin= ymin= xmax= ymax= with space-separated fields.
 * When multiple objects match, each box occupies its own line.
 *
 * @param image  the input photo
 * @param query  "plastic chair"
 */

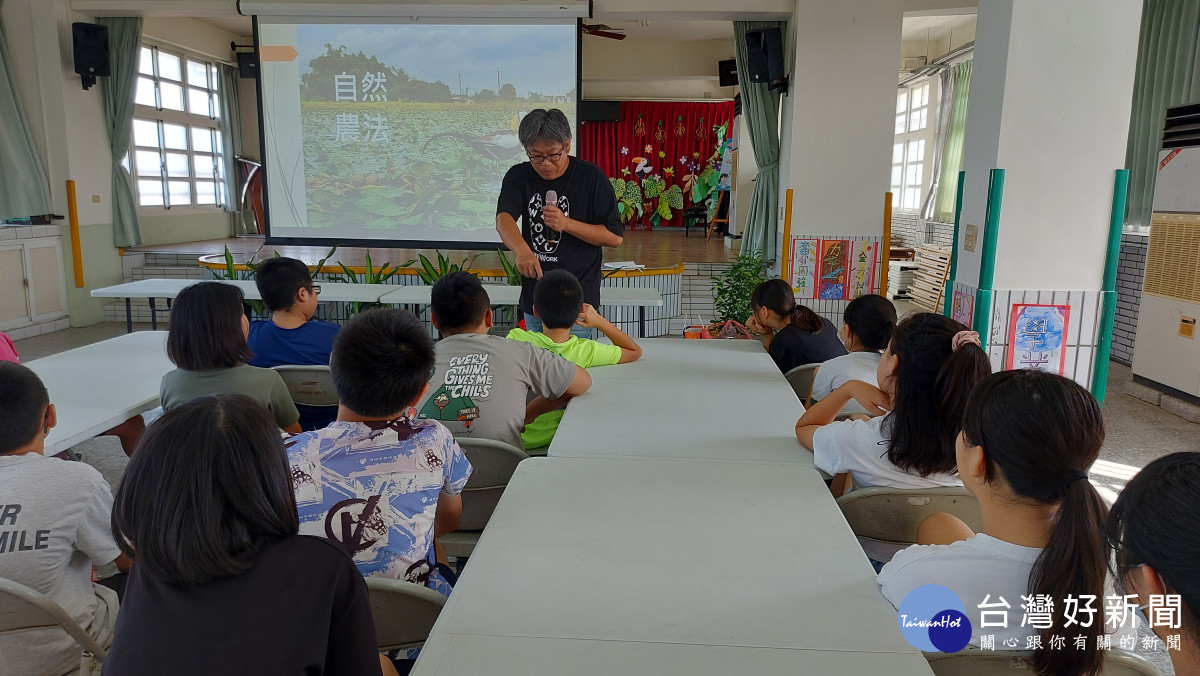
xmin=0 ymin=577 xmax=106 ymax=675
xmin=272 ymin=365 xmax=339 ymax=407
xmin=836 ymin=486 xmax=982 ymax=547
xmin=924 ymin=648 xmax=1160 ymax=675
xmin=364 ymin=577 xmax=447 ymax=652
xmin=440 ymin=438 xmax=529 ymax=562
xmin=783 ymin=363 xmax=821 ymax=402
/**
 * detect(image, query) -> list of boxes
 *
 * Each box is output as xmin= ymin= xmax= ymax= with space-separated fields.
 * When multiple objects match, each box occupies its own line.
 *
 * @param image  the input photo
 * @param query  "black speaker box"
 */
xmin=72 ymin=23 xmax=109 ymax=77
xmin=580 ymin=100 xmax=621 ymax=122
xmin=718 ymin=59 xmax=738 ymax=87
xmin=237 ymin=52 xmax=258 ymax=79
xmin=744 ymin=27 xmax=785 ymax=84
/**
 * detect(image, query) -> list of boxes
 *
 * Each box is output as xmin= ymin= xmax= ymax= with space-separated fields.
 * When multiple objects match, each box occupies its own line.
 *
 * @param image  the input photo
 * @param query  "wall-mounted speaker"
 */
xmin=237 ymin=52 xmax=259 ymax=79
xmin=718 ymin=59 xmax=738 ymax=88
xmin=744 ymin=27 xmax=785 ymax=84
xmin=72 ymin=22 xmax=109 ymax=90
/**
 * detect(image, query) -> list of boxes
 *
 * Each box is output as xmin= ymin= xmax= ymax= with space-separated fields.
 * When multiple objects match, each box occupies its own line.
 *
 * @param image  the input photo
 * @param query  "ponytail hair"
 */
xmin=750 ymin=279 xmax=822 ymax=332
xmin=1105 ymin=452 xmax=1200 ymax=643
xmin=882 ymin=313 xmax=990 ymax=476
xmin=963 ymin=370 xmax=1108 ymax=676
xmin=843 ymin=294 xmax=897 ymax=351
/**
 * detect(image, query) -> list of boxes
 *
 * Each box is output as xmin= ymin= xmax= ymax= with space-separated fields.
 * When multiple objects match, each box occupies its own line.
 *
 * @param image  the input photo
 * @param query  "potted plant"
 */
xmin=711 ymin=252 xmax=767 ymax=325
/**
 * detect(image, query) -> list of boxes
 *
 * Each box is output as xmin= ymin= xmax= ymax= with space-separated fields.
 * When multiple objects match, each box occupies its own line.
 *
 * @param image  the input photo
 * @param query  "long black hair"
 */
xmin=1106 ymin=452 xmax=1200 ymax=642
xmin=843 ymin=294 xmax=897 ymax=351
xmin=963 ymin=370 xmax=1108 ymax=676
xmin=751 ymin=279 xmax=823 ymax=332
xmin=167 ymin=282 xmax=253 ymax=371
xmin=111 ymin=394 xmax=299 ymax=586
xmin=882 ymin=313 xmax=990 ymax=475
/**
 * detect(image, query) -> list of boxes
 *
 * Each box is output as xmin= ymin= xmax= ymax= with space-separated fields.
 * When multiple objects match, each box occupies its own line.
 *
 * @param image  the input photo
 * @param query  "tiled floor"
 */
xmin=13 ymin=321 xmax=1195 ymax=674
xmin=126 ymin=229 xmax=741 ymax=269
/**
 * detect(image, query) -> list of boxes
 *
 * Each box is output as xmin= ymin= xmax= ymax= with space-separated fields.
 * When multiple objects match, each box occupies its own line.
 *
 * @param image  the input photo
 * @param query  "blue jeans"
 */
xmin=524 ymin=312 xmax=596 ymax=340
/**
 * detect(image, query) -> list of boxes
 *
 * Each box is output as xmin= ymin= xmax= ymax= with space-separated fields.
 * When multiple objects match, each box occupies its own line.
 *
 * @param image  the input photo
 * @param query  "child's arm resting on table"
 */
xmin=577 ymin=304 xmax=642 ymax=363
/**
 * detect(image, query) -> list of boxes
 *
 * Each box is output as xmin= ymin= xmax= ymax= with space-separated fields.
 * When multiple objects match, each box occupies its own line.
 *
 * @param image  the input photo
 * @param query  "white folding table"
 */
xmin=24 ymin=332 xmax=173 ymax=454
xmin=549 ymin=339 xmax=812 ymax=465
xmin=412 ymin=456 xmax=930 ymax=675
xmin=379 ymin=285 xmax=664 ymax=337
xmin=90 ymin=279 xmax=400 ymax=332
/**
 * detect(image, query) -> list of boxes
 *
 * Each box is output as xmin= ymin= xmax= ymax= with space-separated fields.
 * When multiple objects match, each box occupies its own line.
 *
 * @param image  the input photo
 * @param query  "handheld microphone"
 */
xmin=545 ymin=190 xmax=560 ymax=242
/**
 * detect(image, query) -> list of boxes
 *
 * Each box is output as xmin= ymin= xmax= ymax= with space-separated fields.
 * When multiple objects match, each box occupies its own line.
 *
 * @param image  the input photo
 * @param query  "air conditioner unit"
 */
xmin=901 ymin=56 xmax=928 ymax=72
xmin=1131 ymin=102 xmax=1200 ymax=399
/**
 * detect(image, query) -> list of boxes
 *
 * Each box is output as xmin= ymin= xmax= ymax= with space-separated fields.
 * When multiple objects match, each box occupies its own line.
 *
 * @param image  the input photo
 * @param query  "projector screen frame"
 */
xmin=252 ymin=15 xmax=584 ymax=251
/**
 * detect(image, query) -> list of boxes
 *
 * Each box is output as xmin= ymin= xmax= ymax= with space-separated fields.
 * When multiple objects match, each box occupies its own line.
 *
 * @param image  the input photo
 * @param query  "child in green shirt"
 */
xmin=507 ymin=270 xmax=642 ymax=449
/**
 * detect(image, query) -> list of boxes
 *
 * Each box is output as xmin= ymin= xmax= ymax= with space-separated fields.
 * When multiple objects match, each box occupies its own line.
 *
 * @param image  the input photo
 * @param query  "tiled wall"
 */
xmin=926 ymin=221 xmax=955 ymax=248
xmin=891 ymin=212 xmax=923 ymax=247
xmin=1113 ymin=232 xmax=1148 ymax=366
xmin=979 ymin=289 xmax=1104 ymax=390
xmin=0 ymin=224 xmax=62 ymax=240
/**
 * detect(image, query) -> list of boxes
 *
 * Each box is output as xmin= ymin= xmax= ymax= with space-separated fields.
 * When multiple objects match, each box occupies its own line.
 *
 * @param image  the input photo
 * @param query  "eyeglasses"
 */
xmin=310 ymin=284 xmax=322 ymax=297
xmin=527 ymin=152 xmax=565 ymax=165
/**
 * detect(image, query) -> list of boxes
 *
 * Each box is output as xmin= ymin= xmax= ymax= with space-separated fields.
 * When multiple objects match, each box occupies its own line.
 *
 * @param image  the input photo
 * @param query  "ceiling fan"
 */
xmin=582 ymin=23 xmax=627 ymax=40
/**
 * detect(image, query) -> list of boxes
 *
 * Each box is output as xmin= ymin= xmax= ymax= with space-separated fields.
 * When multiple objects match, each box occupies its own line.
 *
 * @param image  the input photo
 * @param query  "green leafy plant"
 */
xmin=214 ymin=243 xmax=268 ymax=315
xmin=496 ymin=249 xmax=521 ymax=286
xmin=332 ymin=249 xmax=408 ymax=313
xmin=711 ymin=252 xmax=767 ymax=323
xmin=415 ymin=251 xmax=482 ymax=285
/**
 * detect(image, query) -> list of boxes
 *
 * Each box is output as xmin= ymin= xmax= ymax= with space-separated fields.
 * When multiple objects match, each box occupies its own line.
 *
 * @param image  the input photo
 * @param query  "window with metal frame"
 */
xmin=890 ymin=82 xmax=933 ymax=212
xmin=128 ymin=44 xmax=225 ymax=209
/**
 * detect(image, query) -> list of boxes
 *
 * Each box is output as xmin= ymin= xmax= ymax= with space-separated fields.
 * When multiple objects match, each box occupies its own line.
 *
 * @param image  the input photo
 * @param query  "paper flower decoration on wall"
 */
xmin=654 ymin=121 xmax=666 ymax=143
xmin=664 ymin=167 xmax=674 ymax=177
xmin=657 ymin=150 xmax=666 ymax=159
xmin=675 ymin=116 xmax=687 ymax=137
xmin=679 ymin=155 xmax=688 ymax=165
xmin=634 ymin=114 xmax=646 ymax=137
xmin=621 ymin=146 xmax=630 ymax=155
xmin=644 ymin=144 xmax=653 ymax=154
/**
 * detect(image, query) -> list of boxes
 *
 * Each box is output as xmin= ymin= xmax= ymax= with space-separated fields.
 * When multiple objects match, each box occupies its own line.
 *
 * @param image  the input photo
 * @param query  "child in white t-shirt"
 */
xmin=0 ymin=363 xmax=131 ymax=676
xmin=878 ymin=370 xmax=1113 ymax=675
xmin=796 ymin=313 xmax=990 ymax=495
xmin=808 ymin=294 xmax=896 ymax=416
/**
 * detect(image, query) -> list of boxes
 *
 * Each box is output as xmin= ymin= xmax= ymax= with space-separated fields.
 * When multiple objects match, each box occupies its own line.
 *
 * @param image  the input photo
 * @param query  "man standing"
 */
xmin=496 ymin=108 xmax=623 ymax=338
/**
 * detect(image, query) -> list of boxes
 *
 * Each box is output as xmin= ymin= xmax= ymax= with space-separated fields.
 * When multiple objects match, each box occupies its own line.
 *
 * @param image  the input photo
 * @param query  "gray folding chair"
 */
xmin=925 ymin=648 xmax=1160 ymax=675
xmin=272 ymin=365 xmax=339 ymax=407
xmin=783 ymin=363 xmax=821 ymax=402
xmin=836 ymin=486 xmax=982 ymax=549
xmin=0 ymin=577 xmax=106 ymax=675
xmin=440 ymin=437 xmax=529 ymax=565
xmin=365 ymin=578 xmax=448 ymax=652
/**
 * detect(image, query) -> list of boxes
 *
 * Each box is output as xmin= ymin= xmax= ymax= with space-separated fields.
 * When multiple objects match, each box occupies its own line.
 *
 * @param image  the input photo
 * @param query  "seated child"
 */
xmin=808 ymin=294 xmax=896 ymax=415
xmin=286 ymin=308 xmax=472 ymax=596
xmin=507 ymin=269 xmax=640 ymax=450
xmin=417 ymin=271 xmax=591 ymax=451
xmin=106 ymin=394 xmax=393 ymax=676
xmin=160 ymin=282 xmax=301 ymax=433
xmin=745 ymin=279 xmax=847 ymax=373
xmin=1106 ymin=452 xmax=1200 ymax=676
xmin=0 ymin=362 xmax=131 ymax=676
xmin=878 ymin=370 xmax=1110 ymax=674
xmin=796 ymin=313 xmax=990 ymax=493
xmin=0 ymin=331 xmax=17 ymax=363
xmin=248 ymin=256 xmax=341 ymax=430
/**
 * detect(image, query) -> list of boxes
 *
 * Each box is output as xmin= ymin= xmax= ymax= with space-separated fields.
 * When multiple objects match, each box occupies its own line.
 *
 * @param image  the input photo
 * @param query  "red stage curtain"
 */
xmin=578 ymin=100 xmax=735 ymax=230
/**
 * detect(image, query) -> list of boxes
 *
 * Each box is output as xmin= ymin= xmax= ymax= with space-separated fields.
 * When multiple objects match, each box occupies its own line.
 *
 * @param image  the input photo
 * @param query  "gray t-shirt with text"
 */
xmin=0 ymin=453 xmax=122 ymax=676
xmin=417 ymin=333 xmax=577 ymax=450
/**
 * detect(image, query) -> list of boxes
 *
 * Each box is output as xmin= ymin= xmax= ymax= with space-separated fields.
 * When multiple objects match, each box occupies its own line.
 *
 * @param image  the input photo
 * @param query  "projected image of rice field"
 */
xmin=300 ymin=102 xmax=576 ymax=233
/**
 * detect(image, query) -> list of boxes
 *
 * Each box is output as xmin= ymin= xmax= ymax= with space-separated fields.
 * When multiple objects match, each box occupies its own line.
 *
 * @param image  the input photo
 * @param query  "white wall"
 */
xmin=956 ymin=0 xmax=1140 ymax=291
xmin=582 ymin=37 xmax=735 ymax=101
xmin=779 ymin=0 xmax=903 ymax=242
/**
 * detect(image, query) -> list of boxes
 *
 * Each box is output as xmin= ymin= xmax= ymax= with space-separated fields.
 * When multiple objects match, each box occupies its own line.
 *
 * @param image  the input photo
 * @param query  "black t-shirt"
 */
xmin=103 ymin=535 xmax=382 ymax=676
xmin=496 ymin=158 xmax=623 ymax=313
xmin=768 ymin=317 xmax=849 ymax=373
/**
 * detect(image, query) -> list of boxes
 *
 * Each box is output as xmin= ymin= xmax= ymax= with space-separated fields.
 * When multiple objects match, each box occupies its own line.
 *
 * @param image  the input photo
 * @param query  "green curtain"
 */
xmin=98 ymin=17 xmax=143 ymax=247
xmin=734 ymin=21 xmax=784 ymax=263
xmin=931 ymin=61 xmax=971 ymax=223
xmin=0 ymin=0 xmax=53 ymax=221
xmin=217 ymin=63 xmax=243 ymax=234
xmin=1124 ymin=0 xmax=1200 ymax=227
